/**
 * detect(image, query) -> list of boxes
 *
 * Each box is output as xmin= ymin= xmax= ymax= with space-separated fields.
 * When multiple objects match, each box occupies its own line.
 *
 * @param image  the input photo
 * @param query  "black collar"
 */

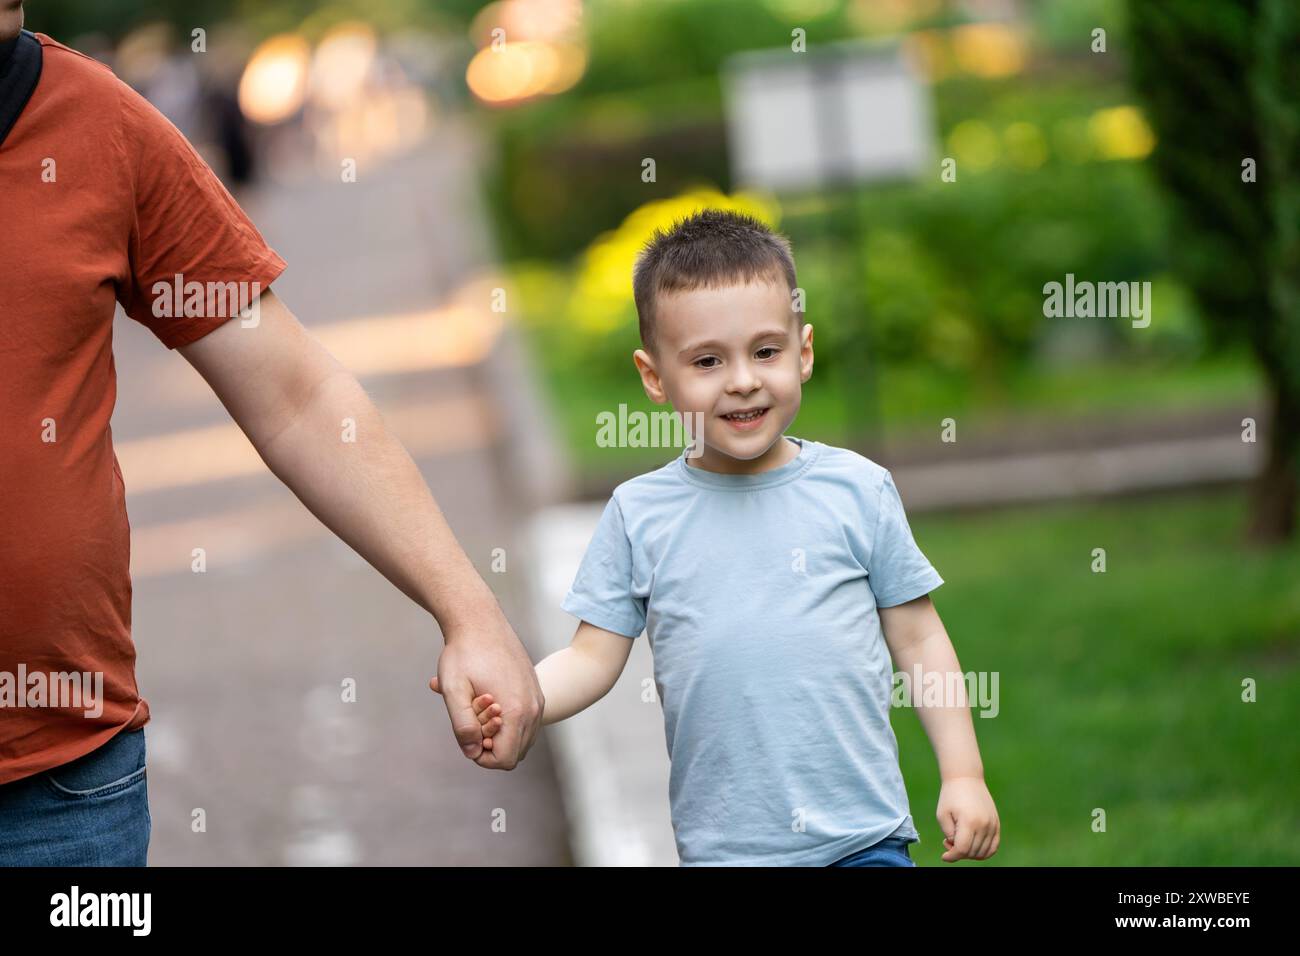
xmin=0 ymin=34 xmax=18 ymax=77
xmin=0 ymin=30 xmax=42 ymax=149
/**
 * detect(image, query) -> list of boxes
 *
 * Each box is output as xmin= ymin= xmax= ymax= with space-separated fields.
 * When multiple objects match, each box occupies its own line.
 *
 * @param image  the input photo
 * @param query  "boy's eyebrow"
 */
xmin=677 ymin=328 xmax=792 ymax=359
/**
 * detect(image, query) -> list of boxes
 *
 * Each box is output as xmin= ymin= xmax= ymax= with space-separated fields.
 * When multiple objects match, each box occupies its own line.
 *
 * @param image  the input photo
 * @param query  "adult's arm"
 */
xmin=177 ymin=287 xmax=544 ymax=769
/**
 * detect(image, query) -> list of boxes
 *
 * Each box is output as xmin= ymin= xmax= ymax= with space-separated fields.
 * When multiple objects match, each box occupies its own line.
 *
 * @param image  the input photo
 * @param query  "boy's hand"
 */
xmin=471 ymin=692 xmax=504 ymax=750
xmin=936 ymin=776 xmax=1000 ymax=862
xmin=431 ymin=681 xmax=505 ymax=751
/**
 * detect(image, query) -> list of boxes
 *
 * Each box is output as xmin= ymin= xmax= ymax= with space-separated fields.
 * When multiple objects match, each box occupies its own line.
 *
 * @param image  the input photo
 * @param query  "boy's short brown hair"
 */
xmin=632 ymin=209 xmax=798 ymax=354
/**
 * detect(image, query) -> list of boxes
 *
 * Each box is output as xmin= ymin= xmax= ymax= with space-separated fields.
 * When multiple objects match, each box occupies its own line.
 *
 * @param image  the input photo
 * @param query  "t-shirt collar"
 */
xmin=676 ymin=436 xmax=820 ymax=490
xmin=0 ymin=34 xmax=18 ymax=77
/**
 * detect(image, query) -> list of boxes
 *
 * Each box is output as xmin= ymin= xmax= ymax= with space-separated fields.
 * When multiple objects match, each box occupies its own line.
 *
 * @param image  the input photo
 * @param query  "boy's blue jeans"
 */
xmin=829 ymin=834 xmax=917 ymax=867
xmin=0 ymin=728 xmax=151 ymax=866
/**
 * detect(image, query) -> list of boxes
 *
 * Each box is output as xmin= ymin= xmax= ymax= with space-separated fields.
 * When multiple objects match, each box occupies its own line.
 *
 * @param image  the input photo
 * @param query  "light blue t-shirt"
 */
xmin=561 ymin=436 xmax=945 ymax=866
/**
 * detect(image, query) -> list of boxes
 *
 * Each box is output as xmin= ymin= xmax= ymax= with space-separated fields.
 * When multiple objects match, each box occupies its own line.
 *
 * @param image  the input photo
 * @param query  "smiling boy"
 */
xmin=446 ymin=209 xmax=1000 ymax=866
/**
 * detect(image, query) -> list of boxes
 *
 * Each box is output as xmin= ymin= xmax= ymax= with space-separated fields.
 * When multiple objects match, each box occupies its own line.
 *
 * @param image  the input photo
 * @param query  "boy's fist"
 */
xmin=936 ymin=776 xmax=1000 ymax=862
xmin=429 ymin=678 xmax=504 ymax=752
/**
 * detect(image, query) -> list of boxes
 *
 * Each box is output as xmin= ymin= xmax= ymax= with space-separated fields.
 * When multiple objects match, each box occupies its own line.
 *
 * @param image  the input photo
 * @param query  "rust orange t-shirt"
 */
xmin=0 ymin=35 xmax=286 ymax=784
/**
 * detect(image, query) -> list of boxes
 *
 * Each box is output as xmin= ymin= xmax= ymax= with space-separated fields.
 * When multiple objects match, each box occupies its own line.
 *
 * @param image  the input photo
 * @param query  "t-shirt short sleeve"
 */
xmin=116 ymin=81 xmax=286 ymax=349
xmin=868 ymin=469 xmax=944 ymax=608
xmin=560 ymin=495 xmax=646 ymax=638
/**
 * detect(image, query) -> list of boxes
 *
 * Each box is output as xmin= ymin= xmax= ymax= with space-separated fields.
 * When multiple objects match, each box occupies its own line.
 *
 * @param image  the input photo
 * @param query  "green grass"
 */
xmin=894 ymin=488 xmax=1300 ymax=866
xmin=539 ymin=349 xmax=1264 ymax=477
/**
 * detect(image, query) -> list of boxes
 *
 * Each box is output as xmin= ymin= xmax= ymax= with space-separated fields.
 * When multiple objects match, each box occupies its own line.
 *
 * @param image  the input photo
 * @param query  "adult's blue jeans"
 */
xmin=0 ymin=728 xmax=150 ymax=866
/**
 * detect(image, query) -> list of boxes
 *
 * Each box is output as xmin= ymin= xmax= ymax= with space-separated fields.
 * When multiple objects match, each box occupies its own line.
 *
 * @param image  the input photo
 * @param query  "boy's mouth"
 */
xmin=720 ymin=406 xmax=769 ymax=430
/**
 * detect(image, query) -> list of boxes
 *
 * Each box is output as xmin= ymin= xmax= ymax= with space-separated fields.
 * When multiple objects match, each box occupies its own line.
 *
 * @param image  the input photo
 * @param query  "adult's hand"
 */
xmin=432 ymin=607 xmax=544 ymax=769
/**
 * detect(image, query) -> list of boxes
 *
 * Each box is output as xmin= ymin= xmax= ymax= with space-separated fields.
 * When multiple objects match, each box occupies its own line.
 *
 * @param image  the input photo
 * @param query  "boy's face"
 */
xmin=633 ymin=278 xmax=814 ymax=474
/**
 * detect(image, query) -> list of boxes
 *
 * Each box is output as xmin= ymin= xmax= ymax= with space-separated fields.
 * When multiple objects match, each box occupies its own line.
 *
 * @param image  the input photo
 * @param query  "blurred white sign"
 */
xmin=724 ymin=39 xmax=936 ymax=191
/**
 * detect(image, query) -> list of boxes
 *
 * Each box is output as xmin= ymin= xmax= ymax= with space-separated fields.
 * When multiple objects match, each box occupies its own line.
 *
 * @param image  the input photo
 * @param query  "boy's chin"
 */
xmin=701 ymin=432 xmax=782 ymax=462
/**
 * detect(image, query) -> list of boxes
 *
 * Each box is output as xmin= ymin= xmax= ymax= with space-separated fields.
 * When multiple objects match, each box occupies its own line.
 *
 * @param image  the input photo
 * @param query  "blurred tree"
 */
xmin=1128 ymin=0 xmax=1300 ymax=543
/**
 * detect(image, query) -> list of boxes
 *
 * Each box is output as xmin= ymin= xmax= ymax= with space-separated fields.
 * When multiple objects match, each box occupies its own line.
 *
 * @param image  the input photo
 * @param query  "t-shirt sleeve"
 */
xmin=560 ymin=495 xmax=646 ymax=638
xmin=115 ymin=79 xmax=286 ymax=349
xmin=868 ymin=469 xmax=944 ymax=608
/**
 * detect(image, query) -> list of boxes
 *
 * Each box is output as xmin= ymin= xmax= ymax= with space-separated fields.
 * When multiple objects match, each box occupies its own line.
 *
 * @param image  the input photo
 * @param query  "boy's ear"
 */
xmin=633 ymin=348 xmax=669 ymax=404
xmin=799 ymin=323 xmax=814 ymax=383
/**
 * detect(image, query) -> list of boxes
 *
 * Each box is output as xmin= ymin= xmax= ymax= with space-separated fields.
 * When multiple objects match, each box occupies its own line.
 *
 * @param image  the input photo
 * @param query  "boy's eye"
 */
xmin=756 ymin=346 xmax=780 ymax=359
xmin=694 ymin=356 xmax=720 ymax=369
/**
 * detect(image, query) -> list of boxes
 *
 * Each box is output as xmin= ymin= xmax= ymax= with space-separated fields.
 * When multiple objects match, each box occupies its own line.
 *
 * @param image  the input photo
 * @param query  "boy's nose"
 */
xmin=726 ymin=366 xmax=761 ymax=394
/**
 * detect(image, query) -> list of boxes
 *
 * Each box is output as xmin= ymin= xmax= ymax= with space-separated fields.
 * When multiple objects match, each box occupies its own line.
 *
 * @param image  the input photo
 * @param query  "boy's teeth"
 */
xmin=726 ymin=409 xmax=763 ymax=420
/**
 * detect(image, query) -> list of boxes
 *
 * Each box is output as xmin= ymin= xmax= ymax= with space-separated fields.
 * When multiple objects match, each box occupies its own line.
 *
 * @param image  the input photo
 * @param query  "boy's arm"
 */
xmin=536 ymin=621 xmax=636 ymax=725
xmin=881 ymin=594 xmax=1000 ymax=861
xmin=880 ymin=595 xmax=984 ymax=781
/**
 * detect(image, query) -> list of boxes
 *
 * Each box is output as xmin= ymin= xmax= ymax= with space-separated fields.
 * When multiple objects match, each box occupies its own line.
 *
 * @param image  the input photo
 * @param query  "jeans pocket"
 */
xmin=832 ymin=836 xmax=916 ymax=867
xmin=887 ymin=838 xmax=916 ymax=866
xmin=870 ymin=837 xmax=914 ymax=866
xmin=42 ymin=729 xmax=147 ymax=799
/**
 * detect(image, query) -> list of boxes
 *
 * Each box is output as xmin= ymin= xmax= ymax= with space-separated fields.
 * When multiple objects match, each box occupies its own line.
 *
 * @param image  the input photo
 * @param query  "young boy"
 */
xmin=450 ymin=209 xmax=999 ymax=866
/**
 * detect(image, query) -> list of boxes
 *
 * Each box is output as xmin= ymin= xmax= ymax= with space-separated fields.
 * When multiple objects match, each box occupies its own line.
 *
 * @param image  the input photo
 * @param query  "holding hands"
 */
xmin=427 ymin=677 xmax=506 ymax=754
xmin=430 ymin=607 xmax=544 ymax=770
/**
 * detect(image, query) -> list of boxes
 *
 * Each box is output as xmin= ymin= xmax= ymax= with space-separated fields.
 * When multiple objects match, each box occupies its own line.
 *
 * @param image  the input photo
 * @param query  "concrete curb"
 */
xmin=522 ymin=504 xmax=677 ymax=867
xmin=894 ymin=433 xmax=1263 ymax=511
xmin=475 ymin=329 xmax=675 ymax=866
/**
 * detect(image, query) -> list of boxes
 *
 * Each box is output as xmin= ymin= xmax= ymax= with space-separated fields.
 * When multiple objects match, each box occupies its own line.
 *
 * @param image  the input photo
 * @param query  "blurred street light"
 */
xmin=239 ymin=33 xmax=310 ymax=125
xmin=465 ymin=0 xmax=587 ymax=108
